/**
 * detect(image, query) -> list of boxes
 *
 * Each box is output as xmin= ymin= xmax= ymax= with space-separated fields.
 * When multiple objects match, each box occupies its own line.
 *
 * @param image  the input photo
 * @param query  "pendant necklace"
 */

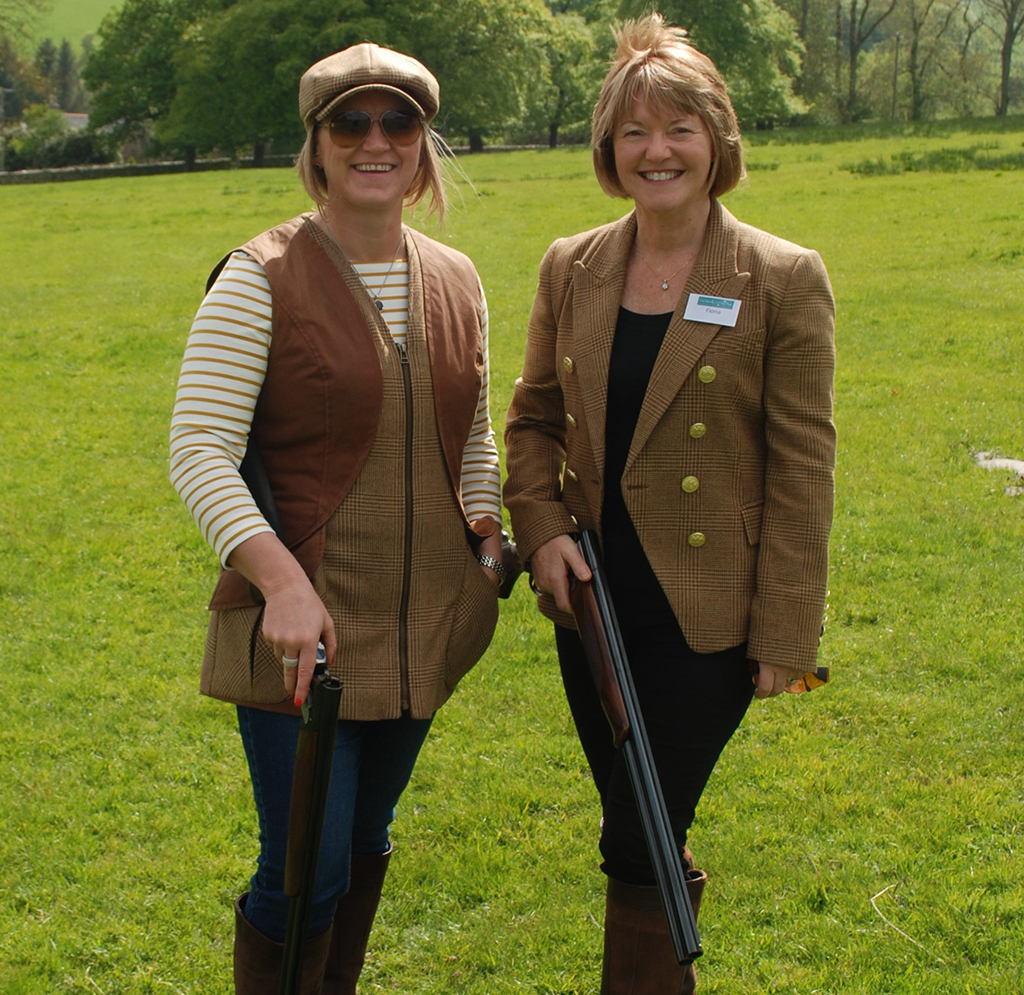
xmin=315 ymin=212 xmax=404 ymax=312
xmin=635 ymin=244 xmax=694 ymax=291
xmin=357 ymin=233 xmax=406 ymax=312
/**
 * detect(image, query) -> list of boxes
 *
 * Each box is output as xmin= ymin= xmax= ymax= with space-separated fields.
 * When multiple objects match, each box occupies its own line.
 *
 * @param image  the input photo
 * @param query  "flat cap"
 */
xmin=299 ymin=43 xmax=440 ymax=129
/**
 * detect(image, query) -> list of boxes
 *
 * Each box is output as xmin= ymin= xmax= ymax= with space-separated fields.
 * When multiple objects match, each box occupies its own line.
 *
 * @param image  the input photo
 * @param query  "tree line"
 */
xmin=1 ymin=0 xmax=1022 ymax=171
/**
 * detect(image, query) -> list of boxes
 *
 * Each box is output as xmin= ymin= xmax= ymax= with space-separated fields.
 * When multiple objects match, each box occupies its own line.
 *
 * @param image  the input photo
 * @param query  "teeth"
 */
xmin=355 ymin=164 xmax=394 ymax=172
xmin=642 ymin=171 xmax=679 ymax=181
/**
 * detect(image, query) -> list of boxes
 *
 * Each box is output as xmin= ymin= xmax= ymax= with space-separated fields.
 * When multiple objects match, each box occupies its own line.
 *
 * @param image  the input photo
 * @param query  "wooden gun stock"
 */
xmin=569 ymin=572 xmax=630 ymax=748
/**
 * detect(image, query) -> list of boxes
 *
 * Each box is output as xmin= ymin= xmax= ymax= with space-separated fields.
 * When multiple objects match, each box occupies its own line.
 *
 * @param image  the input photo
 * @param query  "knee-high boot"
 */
xmin=600 ymin=853 xmax=707 ymax=995
xmin=233 ymin=894 xmax=333 ymax=995
xmin=321 ymin=846 xmax=392 ymax=995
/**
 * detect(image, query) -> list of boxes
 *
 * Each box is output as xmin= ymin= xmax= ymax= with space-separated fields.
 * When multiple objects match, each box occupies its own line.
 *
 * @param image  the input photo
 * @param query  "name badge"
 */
xmin=683 ymin=294 xmax=742 ymax=327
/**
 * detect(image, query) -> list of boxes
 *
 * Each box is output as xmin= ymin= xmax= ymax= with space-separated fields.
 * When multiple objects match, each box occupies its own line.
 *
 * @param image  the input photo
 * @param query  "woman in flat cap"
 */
xmin=504 ymin=14 xmax=835 ymax=993
xmin=171 ymin=42 xmax=506 ymax=993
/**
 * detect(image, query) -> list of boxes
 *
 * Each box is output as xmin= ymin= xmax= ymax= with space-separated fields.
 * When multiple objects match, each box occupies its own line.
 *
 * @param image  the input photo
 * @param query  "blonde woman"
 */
xmin=504 ymin=15 xmax=835 ymax=993
xmin=171 ymin=44 xmax=503 ymax=993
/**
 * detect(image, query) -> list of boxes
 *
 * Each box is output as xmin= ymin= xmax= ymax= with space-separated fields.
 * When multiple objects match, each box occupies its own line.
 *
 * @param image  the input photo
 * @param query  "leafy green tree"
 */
xmin=82 ymin=0 xmax=217 ymax=136
xmin=777 ymin=0 xmax=843 ymax=118
xmin=160 ymin=0 xmax=380 ymax=159
xmin=527 ymin=11 xmax=603 ymax=146
xmin=623 ymin=0 xmax=806 ymax=124
xmin=55 ymin=38 xmax=83 ymax=110
xmin=1 ymin=28 xmax=46 ymax=118
xmin=391 ymin=0 xmax=550 ymax=150
xmin=544 ymin=0 xmax=617 ymax=22
xmin=976 ymin=0 xmax=1024 ymax=114
xmin=34 ymin=35 xmax=55 ymax=77
xmin=898 ymin=0 xmax=965 ymax=119
xmin=0 ymin=0 xmax=50 ymax=41
xmin=839 ymin=0 xmax=900 ymax=121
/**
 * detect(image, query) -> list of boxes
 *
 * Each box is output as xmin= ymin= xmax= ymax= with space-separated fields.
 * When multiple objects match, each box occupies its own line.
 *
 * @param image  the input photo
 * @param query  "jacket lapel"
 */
xmin=570 ymin=213 xmax=637 ymax=478
xmin=626 ymin=201 xmax=750 ymax=471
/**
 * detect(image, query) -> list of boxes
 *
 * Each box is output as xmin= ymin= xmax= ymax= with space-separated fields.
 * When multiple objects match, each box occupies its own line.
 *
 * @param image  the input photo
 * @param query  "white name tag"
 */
xmin=683 ymin=294 xmax=742 ymax=327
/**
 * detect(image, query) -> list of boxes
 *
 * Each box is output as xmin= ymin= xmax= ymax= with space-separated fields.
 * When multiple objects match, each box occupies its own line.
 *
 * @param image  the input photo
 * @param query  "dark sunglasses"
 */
xmin=325 ymin=109 xmax=422 ymax=148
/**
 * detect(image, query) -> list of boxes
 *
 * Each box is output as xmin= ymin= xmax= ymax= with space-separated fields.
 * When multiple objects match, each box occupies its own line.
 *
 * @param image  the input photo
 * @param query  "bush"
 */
xmin=2 ymin=104 xmax=117 ymax=171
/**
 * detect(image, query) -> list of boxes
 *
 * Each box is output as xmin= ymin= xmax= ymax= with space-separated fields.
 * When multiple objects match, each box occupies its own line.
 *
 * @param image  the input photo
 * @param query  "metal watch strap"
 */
xmin=476 ymin=553 xmax=506 ymax=583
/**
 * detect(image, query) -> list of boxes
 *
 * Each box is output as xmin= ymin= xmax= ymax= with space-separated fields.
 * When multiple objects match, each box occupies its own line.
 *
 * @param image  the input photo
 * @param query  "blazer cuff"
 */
xmin=506 ymin=501 xmax=579 ymax=567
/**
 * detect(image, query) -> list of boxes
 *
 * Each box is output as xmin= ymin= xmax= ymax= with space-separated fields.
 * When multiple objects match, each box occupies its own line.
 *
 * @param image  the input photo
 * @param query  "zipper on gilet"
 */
xmin=396 ymin=340 xmax=413 ymax=711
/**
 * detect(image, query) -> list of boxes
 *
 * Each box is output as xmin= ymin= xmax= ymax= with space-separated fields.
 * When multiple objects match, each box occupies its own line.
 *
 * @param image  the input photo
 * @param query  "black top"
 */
xmin=601 ymin=307 xmax=674 ymax=622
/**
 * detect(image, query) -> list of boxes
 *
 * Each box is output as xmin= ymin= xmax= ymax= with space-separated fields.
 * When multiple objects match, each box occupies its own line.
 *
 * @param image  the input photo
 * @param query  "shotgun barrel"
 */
xmin=279 ymin=653 xmax=343 ymax=995
xmin=569 ymin=530 xmax=702 ymax=965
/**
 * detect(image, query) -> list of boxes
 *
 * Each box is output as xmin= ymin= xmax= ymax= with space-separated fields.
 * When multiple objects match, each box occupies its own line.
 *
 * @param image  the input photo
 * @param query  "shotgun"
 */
xmin=220 ymin=389 xmax=344 ymax=991
xmin=568 ymin=530 xmax=702 ymax=965
xmin=280 ymin=647 xmax=343 ymax=995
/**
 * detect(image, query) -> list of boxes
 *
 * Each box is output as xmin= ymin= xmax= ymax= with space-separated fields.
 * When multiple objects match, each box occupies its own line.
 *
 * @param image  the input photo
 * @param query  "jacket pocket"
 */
xmin=443 ymin=546 xmax=499 ymax=690
xmin=740 ymin=502 xmax=763 ymax=546
xmin=201 ymin=602 xmax=288 ymax=704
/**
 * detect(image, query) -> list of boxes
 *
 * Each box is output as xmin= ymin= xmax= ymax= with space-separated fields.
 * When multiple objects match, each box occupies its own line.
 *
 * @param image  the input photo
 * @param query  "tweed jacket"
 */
xmin=503 ymin=199 xmax=835 ymax=672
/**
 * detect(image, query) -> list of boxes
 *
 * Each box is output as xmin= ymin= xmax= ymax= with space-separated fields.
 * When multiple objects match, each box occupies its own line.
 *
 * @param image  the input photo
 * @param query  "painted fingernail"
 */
xmin=294 ymin=697 xmax=303 ymax=708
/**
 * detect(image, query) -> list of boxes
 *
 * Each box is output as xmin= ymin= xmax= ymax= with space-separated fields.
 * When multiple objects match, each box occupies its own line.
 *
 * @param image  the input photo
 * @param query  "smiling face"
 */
xmin=612 ymin=99 xmax=713 ymax=221
xmin=314 ymin=91 xmax=424 ymax=221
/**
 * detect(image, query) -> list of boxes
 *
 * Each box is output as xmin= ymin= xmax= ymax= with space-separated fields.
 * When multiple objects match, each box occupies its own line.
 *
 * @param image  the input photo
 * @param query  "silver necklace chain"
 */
xmin=635 ymin=244 xmax=695 ymax=291
xmin=354 ymin=233 xmax=406 ymax=312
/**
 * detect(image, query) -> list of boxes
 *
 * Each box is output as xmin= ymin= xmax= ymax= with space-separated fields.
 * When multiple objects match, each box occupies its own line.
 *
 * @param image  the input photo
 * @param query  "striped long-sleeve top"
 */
xmin=170 ymin=250 xmax=502 ymax=566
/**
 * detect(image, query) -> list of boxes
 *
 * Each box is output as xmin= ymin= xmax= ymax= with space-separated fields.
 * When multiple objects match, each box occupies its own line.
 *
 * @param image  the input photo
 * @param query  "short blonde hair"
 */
xmin=592 ymin=14 xmax=744 ymax=200
xmin=294 ymin=114 xmax=448 ymax=223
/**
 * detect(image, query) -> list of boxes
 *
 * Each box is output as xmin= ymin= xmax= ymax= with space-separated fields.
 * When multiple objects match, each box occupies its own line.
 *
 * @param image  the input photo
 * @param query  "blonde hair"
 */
xmin=294 ymin=116 xmax=448 ymax=223
xmin=592 ymin=14 xmax=744 ymax=200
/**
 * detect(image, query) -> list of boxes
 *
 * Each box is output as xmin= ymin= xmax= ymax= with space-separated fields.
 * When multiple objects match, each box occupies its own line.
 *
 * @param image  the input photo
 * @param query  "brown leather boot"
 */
xmin=321 ymin=846 xmax=392 ymax=994
xmin=600 ymin=854 xmax=708 ymax=995
xmin=233 ymin=893 xmax=332 ymax=994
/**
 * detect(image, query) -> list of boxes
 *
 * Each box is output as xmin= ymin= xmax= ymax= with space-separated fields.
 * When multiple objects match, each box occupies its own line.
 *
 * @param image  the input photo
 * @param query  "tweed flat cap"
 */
xmin=299 ymin=43 xmax=440 ymax=129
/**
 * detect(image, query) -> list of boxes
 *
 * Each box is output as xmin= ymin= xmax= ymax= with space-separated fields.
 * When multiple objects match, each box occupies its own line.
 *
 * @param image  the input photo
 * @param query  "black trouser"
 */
xmin=555 ymin=618 xmax=754 ymax=886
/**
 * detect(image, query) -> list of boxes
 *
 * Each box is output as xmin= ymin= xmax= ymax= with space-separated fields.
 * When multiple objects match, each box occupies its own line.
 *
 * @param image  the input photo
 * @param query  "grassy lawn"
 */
xmin=1 ymin=123 xmax=1022 ymax=994
xmin=31 ymin=0 xmax=119 ymax=47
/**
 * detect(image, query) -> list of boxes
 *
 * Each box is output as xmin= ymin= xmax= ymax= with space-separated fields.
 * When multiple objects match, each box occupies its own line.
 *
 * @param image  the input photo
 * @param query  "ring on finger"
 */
xmin=281 ymin=655 xmax=299 ymax=669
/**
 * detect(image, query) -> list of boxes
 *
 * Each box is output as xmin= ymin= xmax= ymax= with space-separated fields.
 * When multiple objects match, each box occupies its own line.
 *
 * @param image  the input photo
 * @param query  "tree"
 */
xmin=776 ymin=0 xmax=846 ymax=117
xmin=900 ymin=0 xmax=964 ymax=119
xmin=392 ymin=0 xmax=550 ymax=150
xmin=161 ymin=0 xmax=381 ymax=158
xmin=529 ymin=11 xmax=602 ymax=146
xmin=34 ymin=35 xmax=55 ymax=78
xmin=936 ymin=0 xmax=994 ymax=113
xmin=0 ymin=0 xmax=50 ymax=41
xmin=544 ymin=0 xmax=617 ymax=22
xmin=1 ymin=26 xmax=46 ymax=119
xmin=975 ymin=0 xmax=1024 ymax=113
xmin=82 ymin=0 xmax=218 ymax=136
xmin=55 ymin=38 xmax=82 ymax=110
xmin=624 ymin=0 xmax=806 ymax=125
xmin=840 ymin=0 xmax=900 ymax=121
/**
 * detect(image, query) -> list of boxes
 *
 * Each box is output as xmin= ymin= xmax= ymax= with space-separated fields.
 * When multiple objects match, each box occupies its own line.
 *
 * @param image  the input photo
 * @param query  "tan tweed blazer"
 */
xmin=504 ymin=200 xmax=835 ymax=672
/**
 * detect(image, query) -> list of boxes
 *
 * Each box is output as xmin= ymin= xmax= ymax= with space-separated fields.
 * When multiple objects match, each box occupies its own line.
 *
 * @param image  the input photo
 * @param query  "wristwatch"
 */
xmin=476 ymin=553 xmax=506 ymax=585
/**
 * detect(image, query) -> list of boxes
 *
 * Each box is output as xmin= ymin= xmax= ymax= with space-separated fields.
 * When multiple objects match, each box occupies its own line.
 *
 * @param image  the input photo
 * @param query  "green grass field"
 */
xmin=31 ymin=0 xmax=118 ymax=46
xmin=1 ymin=123 xmax=1023 ymax=994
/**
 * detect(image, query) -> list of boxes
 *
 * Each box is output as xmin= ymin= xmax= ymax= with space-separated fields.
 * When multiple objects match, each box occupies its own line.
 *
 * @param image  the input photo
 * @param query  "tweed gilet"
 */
xmin=200 ymin=217 xmax=498 ymax=717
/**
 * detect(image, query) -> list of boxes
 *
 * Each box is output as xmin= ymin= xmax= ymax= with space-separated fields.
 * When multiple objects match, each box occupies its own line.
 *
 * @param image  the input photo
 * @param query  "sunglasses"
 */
xmin=325 ymin=109 xmax=422 ymax=148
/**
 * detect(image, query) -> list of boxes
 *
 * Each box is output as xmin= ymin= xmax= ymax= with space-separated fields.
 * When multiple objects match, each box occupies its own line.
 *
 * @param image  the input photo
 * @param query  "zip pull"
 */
xmin=396 ymin=341 xmax=410 ymax=364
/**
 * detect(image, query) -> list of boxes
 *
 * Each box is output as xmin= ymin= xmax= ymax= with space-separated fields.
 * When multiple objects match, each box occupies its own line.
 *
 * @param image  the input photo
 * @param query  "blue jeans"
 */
xmin=236 ymin=706 xmax=433 ymax=941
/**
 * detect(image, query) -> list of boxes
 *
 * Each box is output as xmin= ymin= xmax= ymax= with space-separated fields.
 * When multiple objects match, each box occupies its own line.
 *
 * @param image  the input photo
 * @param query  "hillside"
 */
xmin=32 ymin=0 xmax=118 ymax=48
